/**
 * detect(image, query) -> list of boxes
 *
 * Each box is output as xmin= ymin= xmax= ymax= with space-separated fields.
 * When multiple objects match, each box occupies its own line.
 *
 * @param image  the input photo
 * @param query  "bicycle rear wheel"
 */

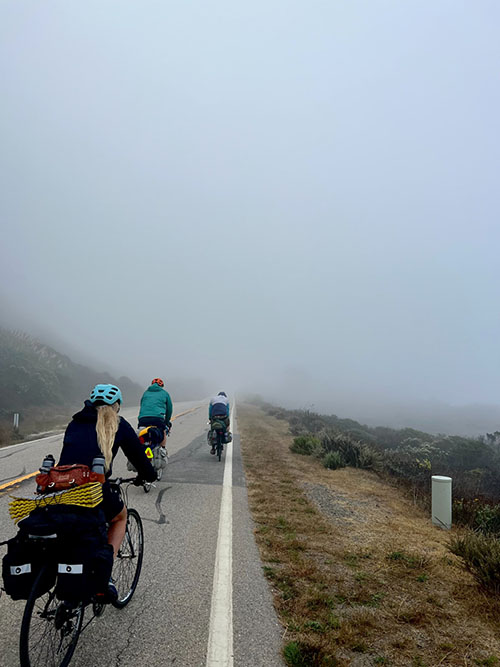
xmin=112 ymin=508 xmax=144 ymax=608
xmin=217 ymin=432 xmax=224 ymax=461
xmin=20 ymin=566 xmax=84 ymax=667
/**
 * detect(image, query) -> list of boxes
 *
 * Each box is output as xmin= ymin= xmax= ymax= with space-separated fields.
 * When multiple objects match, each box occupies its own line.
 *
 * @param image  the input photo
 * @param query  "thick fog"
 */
xmin=1 ymin=2 xmax=499 ymax=427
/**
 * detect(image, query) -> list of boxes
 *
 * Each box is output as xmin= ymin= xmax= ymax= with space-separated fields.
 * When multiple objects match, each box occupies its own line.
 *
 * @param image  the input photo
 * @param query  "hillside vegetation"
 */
xmin=262 ymin=403 xmax=500 ymax=590
xmin=262 ymin=402 xmax=500 ymax=506
xmin=239 ymin=404 xmax=500 ymax=666
xmin=0 ymin=328 xmax=142 ymax=445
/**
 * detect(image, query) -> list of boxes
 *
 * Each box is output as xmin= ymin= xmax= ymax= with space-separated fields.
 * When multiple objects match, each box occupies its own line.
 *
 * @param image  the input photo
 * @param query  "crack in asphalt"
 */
xmin=114 ymin=561 xmax=165 ymax=666
xmin=114 ymin=602 xmax=147 ymax=667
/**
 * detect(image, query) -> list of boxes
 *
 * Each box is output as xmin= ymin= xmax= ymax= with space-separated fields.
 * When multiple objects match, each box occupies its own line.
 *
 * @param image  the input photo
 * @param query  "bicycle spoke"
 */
xmin=20 ymin=568 xmax=84 ymax=667
xmin=112 ymin=509 xmax=144 ymax=608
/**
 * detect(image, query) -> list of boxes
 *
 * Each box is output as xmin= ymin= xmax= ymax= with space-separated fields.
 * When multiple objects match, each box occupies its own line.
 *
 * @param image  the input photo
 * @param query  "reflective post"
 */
xmin=431 ymin=475 xmax=452 ymax=530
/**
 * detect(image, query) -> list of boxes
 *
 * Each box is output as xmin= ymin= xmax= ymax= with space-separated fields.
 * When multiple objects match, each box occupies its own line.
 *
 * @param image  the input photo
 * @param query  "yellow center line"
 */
xmin=171 ymin=405 xmax=202 ymax=421
xmin=0 ymin=471 xmax=38 ymax=493
xmin=0 ymin=403 xmax=204 ymax=493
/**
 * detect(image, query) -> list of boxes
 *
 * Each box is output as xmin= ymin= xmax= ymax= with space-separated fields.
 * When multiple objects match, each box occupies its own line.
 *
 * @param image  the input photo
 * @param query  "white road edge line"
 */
xmin=0 ymin=433 xmax=64 ymax=452
xmin=206 ymin=401 xmax=235 ymax=667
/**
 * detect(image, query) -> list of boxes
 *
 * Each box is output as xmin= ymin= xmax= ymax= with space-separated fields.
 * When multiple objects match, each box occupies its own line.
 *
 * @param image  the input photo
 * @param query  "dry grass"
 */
xmin=238 ymin=404 xmax=500 ymax=667
xmin=0 ymin=408 xmax=71 ymax=447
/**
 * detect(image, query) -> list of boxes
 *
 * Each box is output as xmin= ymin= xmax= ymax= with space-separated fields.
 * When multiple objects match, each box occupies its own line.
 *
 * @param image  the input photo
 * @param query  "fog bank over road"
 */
xmin=1 ymin=1 xmax=499 ymax=433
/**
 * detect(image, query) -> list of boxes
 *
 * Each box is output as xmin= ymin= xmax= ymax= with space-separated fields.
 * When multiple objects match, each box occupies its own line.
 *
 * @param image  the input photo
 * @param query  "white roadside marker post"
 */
xmin=431 ymin=475 xmax=452 ymax=530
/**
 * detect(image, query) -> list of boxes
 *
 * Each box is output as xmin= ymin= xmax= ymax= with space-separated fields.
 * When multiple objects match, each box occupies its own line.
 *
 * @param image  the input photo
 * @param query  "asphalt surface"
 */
xmin=0 ymin=401 xmax=284 ymax=666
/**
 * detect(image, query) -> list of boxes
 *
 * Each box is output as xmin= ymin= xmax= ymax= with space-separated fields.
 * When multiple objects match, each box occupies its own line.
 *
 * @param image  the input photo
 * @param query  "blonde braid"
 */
xmin=95 ymin=403 xmax=120 ymax=470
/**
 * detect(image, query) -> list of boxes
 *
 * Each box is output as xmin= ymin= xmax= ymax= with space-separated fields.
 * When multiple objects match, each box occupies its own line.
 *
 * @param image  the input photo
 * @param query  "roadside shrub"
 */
xmin=290 ymin=435 xmax=321 ymax=456
xmin=454 ymin=499 xmax=500 ymax=534
xmin=448 ymin=531 xmax=500 ymax=595
xmin=358 ymin=444 xmax=383 ymax=471
xmin=323 ymin=451 xmax=346 ymax=470
xmin=320 ymin=432 xmax=379 ymax=470
xmin=475 ymin=504 xmax=500 ymax=534
xmin=380 ymin=450 xmax=432 ymax=502
xmin=453 ymin=498 xmax=479 ymax=528
xmin=321 ymin=432 xmax=360 ymax=464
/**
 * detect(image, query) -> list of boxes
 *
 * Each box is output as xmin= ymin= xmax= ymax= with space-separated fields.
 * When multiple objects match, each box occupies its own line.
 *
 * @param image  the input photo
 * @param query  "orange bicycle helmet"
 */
xmin=151 ymin=378 xmax=164 ymax=387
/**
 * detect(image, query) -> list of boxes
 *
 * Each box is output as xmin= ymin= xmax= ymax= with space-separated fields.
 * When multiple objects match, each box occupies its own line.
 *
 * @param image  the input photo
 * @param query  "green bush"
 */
xmin=475 ymin=504 xmax=500 ymax=534
xmin=320 ymin=432 xmax=379 ymax=470
xmin=358 ymin=444 xmax=383 ymax=471
xmin=453 ymin=499 xmax=500 ymax=535
xmin=290 ymin=435 xmax=321 ymax=456
xmin=323 ymin=451 xmax=346 ymax=470
xmin=448 ymin=531 xmax=500 ymax=594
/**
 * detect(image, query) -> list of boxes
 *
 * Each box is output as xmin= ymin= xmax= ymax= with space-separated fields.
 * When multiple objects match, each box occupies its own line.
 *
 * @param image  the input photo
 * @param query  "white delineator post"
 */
xmin=431 ymin=475 xmax=452 ymax=530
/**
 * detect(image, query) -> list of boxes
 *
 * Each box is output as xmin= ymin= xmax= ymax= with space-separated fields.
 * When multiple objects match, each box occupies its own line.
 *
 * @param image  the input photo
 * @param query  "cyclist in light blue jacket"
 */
xmin=208 ymin=392 xmax=232 ymax=453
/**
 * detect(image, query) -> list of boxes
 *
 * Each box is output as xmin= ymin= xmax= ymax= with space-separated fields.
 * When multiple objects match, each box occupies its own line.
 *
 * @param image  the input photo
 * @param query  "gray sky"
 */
xmin=1 ymin=1 xmax=500 ymax=417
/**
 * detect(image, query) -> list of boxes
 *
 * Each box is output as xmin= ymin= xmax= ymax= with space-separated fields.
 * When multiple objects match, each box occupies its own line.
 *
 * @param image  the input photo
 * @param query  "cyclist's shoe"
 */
xmin=210 ymin=447 xmax=215 ymax=455
xmin=107 ymin=579 xmax=118 ymax=603
xmin=96 ymin=578 xmax=118 ymax=604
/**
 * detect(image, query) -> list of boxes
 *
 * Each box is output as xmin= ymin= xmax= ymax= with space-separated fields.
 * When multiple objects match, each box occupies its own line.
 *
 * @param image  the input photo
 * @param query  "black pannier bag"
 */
xmin=2 ymin=534 xmax=57 ymax=600
xmin=2 ymin=504 xmax=112 ymax=602
xmin=55 ymin=535 xmax=113 ymax=603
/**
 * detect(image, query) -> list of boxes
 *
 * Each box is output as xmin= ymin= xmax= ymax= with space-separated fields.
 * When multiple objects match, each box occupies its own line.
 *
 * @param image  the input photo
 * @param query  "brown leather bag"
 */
xmin=35 ymin=464 xmax=105 ymax=493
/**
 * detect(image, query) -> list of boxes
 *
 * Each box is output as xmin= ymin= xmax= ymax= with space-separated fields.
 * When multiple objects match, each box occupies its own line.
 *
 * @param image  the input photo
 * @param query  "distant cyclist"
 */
xmin=208 ymin=391 xmax=231 ymax=454
xmin=58 ymin=383 xmax=156 ymax=600
xmin=138 ymin=378 xmax=173 ymax=448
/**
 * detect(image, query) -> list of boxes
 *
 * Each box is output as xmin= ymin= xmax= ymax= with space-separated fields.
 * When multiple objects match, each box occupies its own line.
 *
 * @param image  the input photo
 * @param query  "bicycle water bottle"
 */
xmin=39 ymin=454 xmax=55 ymax=474
xmin=36 ymin=454 xmax=55 ymax=493
xmin=91 ymin=456 xmax=106 ymax=480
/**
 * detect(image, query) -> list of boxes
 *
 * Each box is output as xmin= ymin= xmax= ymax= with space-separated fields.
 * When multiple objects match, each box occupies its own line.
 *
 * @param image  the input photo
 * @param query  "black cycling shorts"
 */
xmin=101 ymin=482 xmax=124 ymax=522
xmin=138 ymin=417 xmax=167 ymax=434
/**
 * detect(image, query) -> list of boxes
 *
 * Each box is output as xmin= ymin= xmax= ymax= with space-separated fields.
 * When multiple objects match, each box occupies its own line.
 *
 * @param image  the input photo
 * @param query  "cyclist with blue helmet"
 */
xmin=58 ymin=383 xmax=156 ymax=600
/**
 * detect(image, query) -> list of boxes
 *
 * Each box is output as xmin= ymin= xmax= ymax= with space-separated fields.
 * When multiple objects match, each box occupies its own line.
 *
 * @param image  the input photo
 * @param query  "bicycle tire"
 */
xmin=20 ymin=566 xmax=84 ymax=667
xmin=112 ymin=508 xmax=144 ymax=609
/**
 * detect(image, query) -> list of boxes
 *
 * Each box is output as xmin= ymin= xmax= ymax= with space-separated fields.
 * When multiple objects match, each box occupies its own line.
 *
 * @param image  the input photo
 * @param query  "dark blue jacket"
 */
xmin=59 ymin=401 xmax=156 ymax=482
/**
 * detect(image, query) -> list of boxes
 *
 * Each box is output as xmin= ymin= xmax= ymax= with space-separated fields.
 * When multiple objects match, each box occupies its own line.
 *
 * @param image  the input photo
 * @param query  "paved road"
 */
xmin=0 ymin=401 xmax=284 ymax=666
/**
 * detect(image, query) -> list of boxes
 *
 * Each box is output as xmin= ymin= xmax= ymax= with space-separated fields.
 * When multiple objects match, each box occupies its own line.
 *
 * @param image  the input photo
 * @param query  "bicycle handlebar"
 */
xmin=108 ymin=477 xmax=137 ymax=485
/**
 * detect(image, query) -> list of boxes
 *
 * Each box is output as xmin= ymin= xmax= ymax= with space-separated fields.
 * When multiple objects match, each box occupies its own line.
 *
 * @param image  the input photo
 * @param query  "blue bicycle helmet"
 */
xmin=89 ymin=384 xmax=123 ymax=405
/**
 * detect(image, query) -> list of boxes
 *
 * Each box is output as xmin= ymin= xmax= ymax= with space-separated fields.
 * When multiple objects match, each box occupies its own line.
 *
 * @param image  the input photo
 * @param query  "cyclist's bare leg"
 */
xmin=108 ymin=506 xmax=127 ymax=557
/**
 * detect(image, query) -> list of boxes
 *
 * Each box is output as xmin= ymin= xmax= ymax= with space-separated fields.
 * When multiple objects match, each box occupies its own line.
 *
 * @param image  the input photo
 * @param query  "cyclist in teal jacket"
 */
xmin=138 ymin=378 xmax=173 ymax=446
